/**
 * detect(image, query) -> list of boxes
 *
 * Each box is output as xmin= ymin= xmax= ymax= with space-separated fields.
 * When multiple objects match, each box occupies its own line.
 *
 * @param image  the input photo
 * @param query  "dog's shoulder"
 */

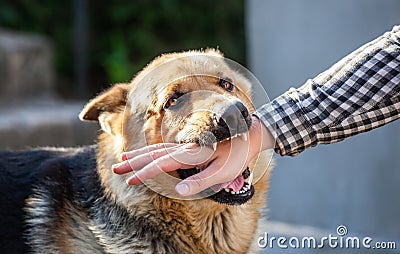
xmin=0 ymin=146 xmax=95 ymax=209
xmin=0 ymin=145 xmax=97 ymax=188
xmin=16 ymin=145 xmax=99 ymax=207
xmin=0 ymin=146 xmax=98 ymax=253
xmin=30 ymin=145 xmax=100 ymax=208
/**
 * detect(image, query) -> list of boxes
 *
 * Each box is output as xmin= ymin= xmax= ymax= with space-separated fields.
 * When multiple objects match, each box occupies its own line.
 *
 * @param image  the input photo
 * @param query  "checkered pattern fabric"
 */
xmin=255 ymin=25 xmax=400 ymax=156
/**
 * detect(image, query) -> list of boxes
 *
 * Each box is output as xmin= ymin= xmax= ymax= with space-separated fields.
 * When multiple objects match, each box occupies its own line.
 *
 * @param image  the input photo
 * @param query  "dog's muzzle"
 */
xmin=176 ymin=100 xmax=255 ymax=205
xmin=196 ymin=101 xmax=252 ymax=146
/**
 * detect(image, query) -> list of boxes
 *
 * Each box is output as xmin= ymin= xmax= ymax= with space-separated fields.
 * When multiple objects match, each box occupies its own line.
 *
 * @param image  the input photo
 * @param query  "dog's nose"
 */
xmin=219 ymin=101 xmax=250 ymax=134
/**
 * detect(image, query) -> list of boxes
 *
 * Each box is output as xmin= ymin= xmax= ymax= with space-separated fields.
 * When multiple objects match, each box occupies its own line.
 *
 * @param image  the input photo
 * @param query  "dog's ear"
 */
xmin=79 ymin=83 xmax=129 ymax=134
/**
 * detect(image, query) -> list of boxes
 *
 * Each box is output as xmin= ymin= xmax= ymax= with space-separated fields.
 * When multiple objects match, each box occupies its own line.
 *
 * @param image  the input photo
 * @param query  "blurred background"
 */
xmin=0 ymin=0 xmax=399 ymax=253
xmin=0 ymin=0 xmax=246 ymax=97
xmin=0 ymin=0 xmax=245 ymax=148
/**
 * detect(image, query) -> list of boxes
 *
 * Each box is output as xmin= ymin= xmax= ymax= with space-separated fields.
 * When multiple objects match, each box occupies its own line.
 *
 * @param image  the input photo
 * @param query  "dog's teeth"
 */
xmin=230 ymin=191 xmax=236 ymax=194
xmin=248 ymin=173 xmax=254 ymax=186
xmin=242 ymin=133 xmax=248 ymax=141
xmin=224 ymin=188 xmax=230 ymax=192
xmin=243 ymin=186 xmax=248 ymax=191
xmin=212 ymin=142 xmax=217 ymax=151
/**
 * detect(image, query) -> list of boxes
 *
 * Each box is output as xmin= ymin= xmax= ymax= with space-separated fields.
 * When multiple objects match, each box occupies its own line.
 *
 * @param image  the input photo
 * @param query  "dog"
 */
xmin=0 ymin=49 xmax=273 ymax=253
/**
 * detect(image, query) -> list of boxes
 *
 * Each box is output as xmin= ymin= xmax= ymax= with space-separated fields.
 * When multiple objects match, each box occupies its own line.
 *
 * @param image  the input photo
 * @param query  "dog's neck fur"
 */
xmin=96 ymin=132 xmax=265 ymax=253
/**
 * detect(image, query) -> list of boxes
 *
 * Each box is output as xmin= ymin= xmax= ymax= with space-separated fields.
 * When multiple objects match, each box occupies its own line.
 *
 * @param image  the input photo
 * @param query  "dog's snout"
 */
xmin=218 ymin=101 xmax=250 ymax=133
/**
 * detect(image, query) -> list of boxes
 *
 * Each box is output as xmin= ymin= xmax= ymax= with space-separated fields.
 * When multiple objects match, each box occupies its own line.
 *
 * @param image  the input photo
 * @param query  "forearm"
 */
xmin=255 ymin=25 xmax=400 ymax=156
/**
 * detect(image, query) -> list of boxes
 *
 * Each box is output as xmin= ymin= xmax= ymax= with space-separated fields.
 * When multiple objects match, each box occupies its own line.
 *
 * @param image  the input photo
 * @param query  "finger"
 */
xmin=115 ymin=143 xmax=199 ymax=174
xmin=112 ymin=143 xmax=195 ymax=174
xmin=121 ymin=143 xmax=183 ymax=161
xmin=126 ymin=151 xmax=187 ymax=185
xmin=114 ymin=145 xmax=182 ymax=174
xmin=112 ymin=160 xmax=134 ymax=174
xmin=126 ymin=145 xmax=212 ymax=185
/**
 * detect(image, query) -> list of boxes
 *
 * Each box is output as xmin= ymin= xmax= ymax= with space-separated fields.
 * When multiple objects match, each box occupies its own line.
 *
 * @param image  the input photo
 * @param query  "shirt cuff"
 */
xmin=254 ymin=88 xmax=318 ymax=156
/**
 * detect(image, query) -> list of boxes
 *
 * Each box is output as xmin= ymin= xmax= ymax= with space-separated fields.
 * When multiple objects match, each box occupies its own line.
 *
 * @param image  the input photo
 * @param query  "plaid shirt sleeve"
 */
xmin=255 ymin=25 xmax=400 ymax=156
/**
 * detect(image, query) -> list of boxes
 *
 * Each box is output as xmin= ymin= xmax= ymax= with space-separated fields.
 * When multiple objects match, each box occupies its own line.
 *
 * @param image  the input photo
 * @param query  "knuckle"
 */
xmin=153 ymin=156 xmax=174 ymax=172
xmin=148 ymin=150 xmax=160 ymax=159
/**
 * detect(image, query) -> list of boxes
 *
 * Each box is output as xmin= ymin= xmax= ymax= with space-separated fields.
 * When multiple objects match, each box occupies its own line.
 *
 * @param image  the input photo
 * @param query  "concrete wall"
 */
xmin=0 ymin=31 xmax=98 ymax=150
xmin=247 ymin=0 xmax=400 ymax=240
xmin=0 ymin=99 xmax=98 ymax=150
xmin=0 ymin=30 xmax=54 ymax=98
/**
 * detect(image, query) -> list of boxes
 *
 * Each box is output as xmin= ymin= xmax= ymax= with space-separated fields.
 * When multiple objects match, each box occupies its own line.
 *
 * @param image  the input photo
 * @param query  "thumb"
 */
xmin=175 ymin=176 xmax=212 ymax=196
xmin=174 ymin=163 xmax=230 ymax=196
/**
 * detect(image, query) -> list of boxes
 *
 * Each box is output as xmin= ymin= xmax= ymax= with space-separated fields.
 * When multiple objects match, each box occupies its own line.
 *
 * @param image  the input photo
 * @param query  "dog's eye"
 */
xmin=163 ymin=92 xmax=184 ymax=109
xmin=218 ymin=77 xmax=234 ymax=92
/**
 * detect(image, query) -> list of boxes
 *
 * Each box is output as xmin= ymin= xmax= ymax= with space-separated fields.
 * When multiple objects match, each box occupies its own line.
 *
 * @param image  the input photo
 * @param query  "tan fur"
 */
xmin=80 ymin=49 xmax=273 ymax=253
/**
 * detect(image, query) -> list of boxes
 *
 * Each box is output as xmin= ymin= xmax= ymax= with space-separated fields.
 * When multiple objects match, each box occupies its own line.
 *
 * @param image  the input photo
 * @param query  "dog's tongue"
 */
xmin=220 ymin=175 xmax=245 ymax=192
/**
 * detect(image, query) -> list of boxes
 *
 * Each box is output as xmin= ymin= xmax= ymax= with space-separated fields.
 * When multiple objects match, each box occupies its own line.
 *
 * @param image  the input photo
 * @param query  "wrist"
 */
xmin=250 ymin=116 xmax=275 ymax=153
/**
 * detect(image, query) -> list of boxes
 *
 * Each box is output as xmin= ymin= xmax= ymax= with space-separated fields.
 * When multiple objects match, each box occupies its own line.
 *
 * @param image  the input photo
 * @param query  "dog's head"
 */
xmin=80 ymin=49 xmax=270 ymax=206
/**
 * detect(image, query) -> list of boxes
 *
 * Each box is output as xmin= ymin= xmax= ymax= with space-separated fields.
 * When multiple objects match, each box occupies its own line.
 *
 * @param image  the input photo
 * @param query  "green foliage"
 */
xmin=0 ymin=0 xmax=75 ymax=81
xmin=0 ymin=0 xmax=246 ymax=95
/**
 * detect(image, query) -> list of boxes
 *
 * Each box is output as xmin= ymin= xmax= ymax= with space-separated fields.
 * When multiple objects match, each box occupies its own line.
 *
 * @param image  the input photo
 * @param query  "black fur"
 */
xmin=0 ymin=146 xmax=183 ymax=253
xmin=0 ymin=146 xmax=96 ymax=253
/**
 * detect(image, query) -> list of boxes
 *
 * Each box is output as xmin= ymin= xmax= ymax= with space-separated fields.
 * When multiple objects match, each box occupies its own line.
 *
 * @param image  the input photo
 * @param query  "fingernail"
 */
xmin=121 ymin=153 xmax=128 ymax=161
xmin=175 ymin=183 xmax=190 ymax=196
xmin=112 ymin=161 xmax=127 ymax=173
xmin=126 ymin=175 xmax=137 ymax=185
xmin=112 ymin=163 xmax=120 ymax=172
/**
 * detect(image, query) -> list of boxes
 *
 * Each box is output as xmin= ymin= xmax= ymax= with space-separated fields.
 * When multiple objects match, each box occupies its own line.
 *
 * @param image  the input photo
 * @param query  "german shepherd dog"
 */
xmin=0 ymin=49 xmax=273 ymax=253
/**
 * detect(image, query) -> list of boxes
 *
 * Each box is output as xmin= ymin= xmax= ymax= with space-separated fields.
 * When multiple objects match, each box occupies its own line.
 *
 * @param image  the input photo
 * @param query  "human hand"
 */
xmin=112 ymin=116 xmax=274 ymax=196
